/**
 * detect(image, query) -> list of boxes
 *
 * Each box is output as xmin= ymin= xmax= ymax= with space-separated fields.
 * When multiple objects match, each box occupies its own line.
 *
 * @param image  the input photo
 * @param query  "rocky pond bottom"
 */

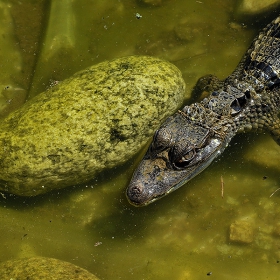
xmin=0 ymin=132 xmax=279 ymax=279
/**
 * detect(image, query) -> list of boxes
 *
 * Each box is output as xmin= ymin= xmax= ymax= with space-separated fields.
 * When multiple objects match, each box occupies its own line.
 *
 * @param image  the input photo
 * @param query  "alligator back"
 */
xmin=231 ymin=17 xmax=280 ymax=91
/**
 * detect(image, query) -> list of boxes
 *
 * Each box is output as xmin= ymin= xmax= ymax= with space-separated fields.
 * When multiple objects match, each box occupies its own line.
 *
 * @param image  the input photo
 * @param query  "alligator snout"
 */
xmin=126 ymin=160 xmax=169 ymax=206
xmin=126 ymin=182 xmax=150 ymax=206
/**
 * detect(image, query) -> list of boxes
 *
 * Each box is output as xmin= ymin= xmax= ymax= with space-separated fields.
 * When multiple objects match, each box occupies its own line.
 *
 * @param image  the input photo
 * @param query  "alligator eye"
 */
xmin=151 ymin=128 xmax=172 ymax=154
xmin=173 ymin=149 xmax=196 ymax=169
xmin=169 ymin=142 xmax=196 ymax=169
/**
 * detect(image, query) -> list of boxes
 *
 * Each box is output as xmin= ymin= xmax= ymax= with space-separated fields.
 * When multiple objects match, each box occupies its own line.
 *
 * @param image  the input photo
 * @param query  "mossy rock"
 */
xmin=0 ymin=257 xmax=99 ymax=280
xmin=0 ymin=55 xmax=185 ymax=196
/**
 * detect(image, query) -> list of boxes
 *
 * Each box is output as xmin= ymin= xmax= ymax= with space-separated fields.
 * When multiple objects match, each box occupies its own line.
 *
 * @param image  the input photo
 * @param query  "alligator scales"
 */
xmin=127 ymin=15 xmax=280 ymax=206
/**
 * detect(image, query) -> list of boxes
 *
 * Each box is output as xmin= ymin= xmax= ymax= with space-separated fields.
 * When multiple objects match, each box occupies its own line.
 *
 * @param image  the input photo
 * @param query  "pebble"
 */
xmin=229 ymin=220 xmax=254 ymax=243
xmin=235 ymin=0 xmax=280 ymax=17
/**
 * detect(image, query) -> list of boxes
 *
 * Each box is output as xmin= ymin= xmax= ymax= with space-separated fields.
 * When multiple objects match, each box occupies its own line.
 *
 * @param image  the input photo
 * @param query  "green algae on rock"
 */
xmin=0 ymin=257 xmax=99 ymax=280
xmin=0 ymin=55 xmax=185 ymax=196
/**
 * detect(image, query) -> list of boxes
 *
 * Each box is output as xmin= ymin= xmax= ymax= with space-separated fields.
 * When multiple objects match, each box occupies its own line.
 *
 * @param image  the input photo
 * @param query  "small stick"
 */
xmin=221 ymin=176 xmax=224 ymax=198
xmin=270 ymin=188 xmax=280 ymax=197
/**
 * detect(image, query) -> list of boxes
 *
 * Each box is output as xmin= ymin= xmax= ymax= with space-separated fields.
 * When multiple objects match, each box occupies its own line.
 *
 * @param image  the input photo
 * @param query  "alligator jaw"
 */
xmin=126 ymin=138 xmax=223 ymax=206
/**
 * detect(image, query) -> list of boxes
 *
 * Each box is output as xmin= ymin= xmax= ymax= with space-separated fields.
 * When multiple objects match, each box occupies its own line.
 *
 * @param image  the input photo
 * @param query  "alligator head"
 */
xmin=126 ymin=104 xmax=233 ymax=206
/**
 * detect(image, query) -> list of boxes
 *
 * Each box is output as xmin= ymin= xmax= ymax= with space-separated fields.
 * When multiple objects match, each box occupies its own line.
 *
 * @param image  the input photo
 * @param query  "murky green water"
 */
xmin=0 ymin=0 xmax=280 ymax=279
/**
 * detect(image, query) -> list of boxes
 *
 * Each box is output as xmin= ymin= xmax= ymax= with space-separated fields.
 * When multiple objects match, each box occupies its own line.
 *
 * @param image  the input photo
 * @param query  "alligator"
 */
xmin=126 ymin=15 xmax=280 ymax=206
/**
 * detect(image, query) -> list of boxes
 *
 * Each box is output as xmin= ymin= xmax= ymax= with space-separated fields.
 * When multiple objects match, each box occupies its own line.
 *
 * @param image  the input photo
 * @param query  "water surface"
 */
xmin=0 ymin=1 xmax=280 ymax=279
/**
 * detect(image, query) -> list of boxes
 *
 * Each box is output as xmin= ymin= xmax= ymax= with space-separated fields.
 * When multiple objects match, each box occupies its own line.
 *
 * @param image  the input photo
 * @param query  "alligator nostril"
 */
xmin=126 ymin=184 xmax=145 ymax=206
xmin=132 ymin=185 xmax=141 ymax=195
xmin=127 ymin=184 xmax=142 ymax=197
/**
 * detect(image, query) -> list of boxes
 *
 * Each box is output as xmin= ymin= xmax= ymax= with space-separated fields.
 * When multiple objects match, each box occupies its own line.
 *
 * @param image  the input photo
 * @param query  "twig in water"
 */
xmin=270 ymin=188 xmax=280 ymax=197
xmin=221 ymin=176 xmax=224 ymax=198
